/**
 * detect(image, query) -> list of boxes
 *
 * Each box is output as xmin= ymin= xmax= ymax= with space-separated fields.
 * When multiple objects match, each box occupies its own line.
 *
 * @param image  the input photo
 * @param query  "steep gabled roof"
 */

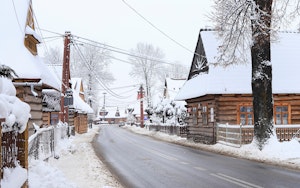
xmin=164 ymin=77 xmax=186 ymax=100
xmin=0 ymin=0 xmax=60 ymax=90
xmin=176 ymin=30 xmax=300 ymax=101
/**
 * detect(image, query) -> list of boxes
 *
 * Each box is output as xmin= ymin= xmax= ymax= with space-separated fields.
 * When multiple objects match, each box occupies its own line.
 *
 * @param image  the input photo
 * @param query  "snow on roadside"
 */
xmin=124 ymin=125 xmax=300 ymax=170
xmin=29 ymin=125 xmax=122 ymax=188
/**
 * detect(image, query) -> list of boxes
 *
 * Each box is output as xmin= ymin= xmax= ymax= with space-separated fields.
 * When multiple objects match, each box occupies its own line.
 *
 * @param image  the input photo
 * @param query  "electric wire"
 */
xmin=121 ymin=0 xmax=195 ymax=55
xmin=11 ymin=0 xmax=25 ymax=35
xmin=72 ymin=42 xmax=133 ymax=99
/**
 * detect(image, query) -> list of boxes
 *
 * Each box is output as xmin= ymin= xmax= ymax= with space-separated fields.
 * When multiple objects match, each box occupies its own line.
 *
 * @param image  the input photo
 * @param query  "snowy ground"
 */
xmin=28 ymin=125 xmax=122 ymax=188
xmin=28 ymin=124 xmax=300 ymax=188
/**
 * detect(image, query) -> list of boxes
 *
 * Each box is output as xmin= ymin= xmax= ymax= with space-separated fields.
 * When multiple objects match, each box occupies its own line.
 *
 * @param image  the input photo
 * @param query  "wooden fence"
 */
xmin=146 ymin=125 xmax=188 ymax=138
xmin=28 ymin=127 xmax=55 ymax=161
xmin=1 ymin=126 xmax=28 ymax=187
xmin=216 ymin=124 xmax=300 ymax=147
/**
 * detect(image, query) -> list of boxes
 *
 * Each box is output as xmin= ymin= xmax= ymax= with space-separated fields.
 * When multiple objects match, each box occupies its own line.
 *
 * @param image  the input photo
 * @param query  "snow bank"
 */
xmin=28 ymin=125 xmax=123 ymax=188
xmin=1 ymin=164 xmax=27 ymax=188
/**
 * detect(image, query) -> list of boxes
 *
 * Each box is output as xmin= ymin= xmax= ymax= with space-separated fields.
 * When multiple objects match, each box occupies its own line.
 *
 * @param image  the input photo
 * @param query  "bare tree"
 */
xmin=71 ymin=44 xmax=114 ymax=113
xmin=166 ymin=62 xmax=189 ymax=79
xmin=44 ymin=46 xmax=63 ymax=65
xmin=129 ymin=42 xmax=165 ymax=107
xmin=212 ymin=0 xmax=300 ymax=150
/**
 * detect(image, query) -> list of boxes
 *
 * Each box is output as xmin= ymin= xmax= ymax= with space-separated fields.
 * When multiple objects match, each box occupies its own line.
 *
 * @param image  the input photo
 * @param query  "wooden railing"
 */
xmin=146 ymin=125 xmax=188 ymax=138
xmin=216 ymin=124 xmax=300 ymax=147
xmin=28 ymin=126 xmax=55 ymax=161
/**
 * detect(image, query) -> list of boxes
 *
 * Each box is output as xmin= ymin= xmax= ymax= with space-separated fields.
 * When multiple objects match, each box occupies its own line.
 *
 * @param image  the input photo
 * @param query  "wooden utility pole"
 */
xmin=139 ymin=85 xmax=144 ymax=128
xmin=60 ymin=31 xmax=71 ymax=122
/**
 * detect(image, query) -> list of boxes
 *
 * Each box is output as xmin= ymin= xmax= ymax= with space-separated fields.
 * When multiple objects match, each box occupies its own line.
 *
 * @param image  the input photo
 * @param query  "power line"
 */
xmin=39 ymin=28 xmax=184 ymax=66
xmin=121 ymin=0 xmax=195 ymax=55
xmin=72 ymin=38 xmax=176 ymax=65
xmin=11 ymin=0 xmax=25 ymax=35
xmin=72 ymin=42 xmax=132 ymax=99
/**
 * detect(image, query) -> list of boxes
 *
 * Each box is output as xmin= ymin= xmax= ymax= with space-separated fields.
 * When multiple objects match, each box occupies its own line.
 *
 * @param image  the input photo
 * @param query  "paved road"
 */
xmin=93 ymin=125 xmax=300 ymax=188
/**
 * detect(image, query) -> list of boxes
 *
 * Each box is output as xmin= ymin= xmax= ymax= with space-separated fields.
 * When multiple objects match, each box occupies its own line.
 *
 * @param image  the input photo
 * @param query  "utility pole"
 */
xmin=103 ymin=92 xmax=106 ymax=121
xmin=139 ymin=85 xmax=144 ymax=128
xmin=60 ymin=31 xmax=71 ymax=122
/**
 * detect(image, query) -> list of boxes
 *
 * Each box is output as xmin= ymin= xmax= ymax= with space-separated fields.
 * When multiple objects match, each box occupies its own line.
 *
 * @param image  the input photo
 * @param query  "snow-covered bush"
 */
xmin=0 ymin=76 xmax=31 ymax=133
xmin=146 ymin=98 xmax=187 ymax=126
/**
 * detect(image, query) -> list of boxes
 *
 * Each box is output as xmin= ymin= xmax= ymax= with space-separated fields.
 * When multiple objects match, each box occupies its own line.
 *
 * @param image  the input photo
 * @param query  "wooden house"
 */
xmin=175 ymin=29 xmax=300 ymax=144
xmin=71 ymin=78 xmax=93 ymax=134
xmin=97 ymin=106 xmax=127 ymax=124
xmin=0 ymin=0 xmax=60 ymax=135
xmin=0 ymin=0 xmax=60 ymax=182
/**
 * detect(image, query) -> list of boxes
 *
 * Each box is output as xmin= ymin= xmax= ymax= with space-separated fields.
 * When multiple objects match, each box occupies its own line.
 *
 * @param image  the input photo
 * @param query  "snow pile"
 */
xmin=0 ymin=77 xmax=31 ymax=133
xmin=1 ymin=164 xmax=27 ymax=188
xmin=28 ymin=125 xmax=122 ymax=188
xmin=124 ymin=125 xmax=300 ymax=170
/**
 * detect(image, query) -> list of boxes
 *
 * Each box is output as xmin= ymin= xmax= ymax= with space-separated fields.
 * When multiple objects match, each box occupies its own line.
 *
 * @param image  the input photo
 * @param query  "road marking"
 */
xmin=146 ymin=148 xmax=178 ymax=161
xmin=193 ymin=166 xmax=206 ymax=171
xmin=210 ymin=173 xmax=263 ymax=188
xmin=180 ymin=161 xmax=189 ymax=165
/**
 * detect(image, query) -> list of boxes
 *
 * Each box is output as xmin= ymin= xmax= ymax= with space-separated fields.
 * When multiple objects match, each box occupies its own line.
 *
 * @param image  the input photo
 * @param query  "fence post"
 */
xmin=226 ymin=123 xmax=228 ymax=144
xmin=240 ymin=124 xmax=242 ymax=147
xmin=0 ymin=118 xmax=3 ymax=179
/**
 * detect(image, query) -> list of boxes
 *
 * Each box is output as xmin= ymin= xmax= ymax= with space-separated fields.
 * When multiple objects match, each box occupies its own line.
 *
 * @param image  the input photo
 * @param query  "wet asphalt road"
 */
xmin=93 ymin=125 xmax=300 ymax=188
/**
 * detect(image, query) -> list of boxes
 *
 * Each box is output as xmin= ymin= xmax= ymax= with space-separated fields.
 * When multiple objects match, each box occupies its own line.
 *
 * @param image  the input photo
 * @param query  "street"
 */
xmin=93 ymin=125 xmax=300 ymax=188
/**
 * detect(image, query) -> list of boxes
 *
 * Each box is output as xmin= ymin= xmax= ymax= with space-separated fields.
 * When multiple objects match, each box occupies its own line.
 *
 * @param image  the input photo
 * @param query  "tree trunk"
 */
xmin=251 ymin=0 xmax=274 ymax=150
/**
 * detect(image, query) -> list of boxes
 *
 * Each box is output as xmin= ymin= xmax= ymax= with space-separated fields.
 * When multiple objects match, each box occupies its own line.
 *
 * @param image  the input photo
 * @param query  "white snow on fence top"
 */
xmin=0 ymin=0 xmax=60 ymax=90
xmin=175 ymin=31 xmax=300 ymax=100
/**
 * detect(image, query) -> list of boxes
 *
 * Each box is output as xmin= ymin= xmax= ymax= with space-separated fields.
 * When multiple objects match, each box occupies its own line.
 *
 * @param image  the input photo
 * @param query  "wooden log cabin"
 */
xmin=0 ymin=0 xmax=60 ymax=183
xmin=175 ymin=29 xmax=300 ymax=144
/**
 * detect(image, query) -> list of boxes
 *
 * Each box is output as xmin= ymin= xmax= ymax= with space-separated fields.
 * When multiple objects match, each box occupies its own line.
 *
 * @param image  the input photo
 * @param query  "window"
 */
xmin=239 ymin=105 xmax=253 ymax=125
xmin=202 ymin=105 xmax=208 ymax=125
xmin=191 ymin=106 xmax=198 ymax=125
xmin=274 ymin=105 xmax=289 ymax=125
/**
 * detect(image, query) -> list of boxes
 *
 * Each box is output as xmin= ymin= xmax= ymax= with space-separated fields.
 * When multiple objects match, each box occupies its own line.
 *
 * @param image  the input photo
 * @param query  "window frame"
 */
xmin=237 ymin=104 xmax=253 ymax=125
xmin=274 ymin=103 xmax=291 ymax=125
xmin=201 ymin=103 xmax=208 ymax=125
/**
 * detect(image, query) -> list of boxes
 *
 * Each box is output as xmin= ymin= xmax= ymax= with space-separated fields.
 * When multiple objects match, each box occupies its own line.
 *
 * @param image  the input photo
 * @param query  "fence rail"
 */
xmin=146 ymin=125 xmax=188 ymax=138
xmin=216 ymin=124 xmax=300 ymax=147
xmin=28 ymin=127 xmax=55 ymax=161
xmin=28 ymin=123 xmax=70 ymax=161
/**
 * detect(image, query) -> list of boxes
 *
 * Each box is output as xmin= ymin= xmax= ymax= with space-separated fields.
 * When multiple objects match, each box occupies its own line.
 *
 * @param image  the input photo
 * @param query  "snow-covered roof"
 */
xmin=71 ymin=78 xmax=84 ymax=95
xmin=72 ymin=92 xmax=93 ymax=114
xmin=70 ymin=78 xmax=93 ymax=114
xmin=165 ymin=77 xmax=186 ymax=100
xmin=176 ymin=31 xmax=300 ymax=100
xmin=0 ymin=0 xmax=60 ymax=90
xmin=128 ymin=100 xmax=148 ymax=115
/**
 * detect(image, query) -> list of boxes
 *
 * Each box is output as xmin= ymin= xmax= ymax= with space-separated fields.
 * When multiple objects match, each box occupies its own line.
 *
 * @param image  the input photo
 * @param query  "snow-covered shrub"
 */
xmin=147 ymin=98 xmax=187 ymax=126
xmin=0 ymin=76 xmax=31 ymax=133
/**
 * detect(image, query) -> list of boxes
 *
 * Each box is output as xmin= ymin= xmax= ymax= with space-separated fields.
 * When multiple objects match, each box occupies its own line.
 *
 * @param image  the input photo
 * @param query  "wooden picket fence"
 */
xmin=216 ymin=124 xmax=300 ymax=147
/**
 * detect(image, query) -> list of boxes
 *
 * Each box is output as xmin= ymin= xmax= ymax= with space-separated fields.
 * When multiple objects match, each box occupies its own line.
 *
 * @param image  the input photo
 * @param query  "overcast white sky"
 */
xmin=33 ymin=0 xmax=213 ymax=108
